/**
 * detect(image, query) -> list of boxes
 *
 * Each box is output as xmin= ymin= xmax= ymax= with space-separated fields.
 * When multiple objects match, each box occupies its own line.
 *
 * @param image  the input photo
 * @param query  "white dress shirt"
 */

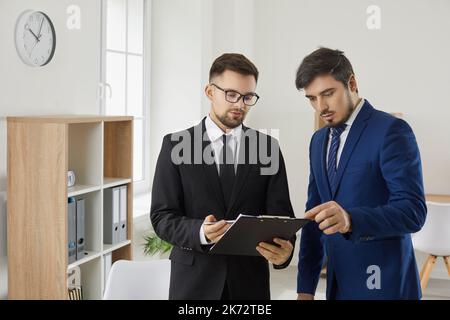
xmin=326 ymin=98 xmax=365 ymax=168
xmin=200 ymin=115 xmax=242 ymax=244
xmin=204 ymin=115 xmax=242 ymax=173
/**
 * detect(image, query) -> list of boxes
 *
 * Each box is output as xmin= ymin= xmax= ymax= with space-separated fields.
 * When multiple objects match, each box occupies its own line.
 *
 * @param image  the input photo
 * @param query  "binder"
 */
xmin=119 ymin=185 xmax=128 ymax=242
xmin=104 ymin=187 xmax=120 ymax=244
xmin=76 ymin=198 xmax=85 ymax=260
xmin=103 ymin=252 xmax=112 ymax=287
xmin=68 ymin=197 xmax=77 ymax=264
xmin=209 ymin=214 xmax=310 ymax=256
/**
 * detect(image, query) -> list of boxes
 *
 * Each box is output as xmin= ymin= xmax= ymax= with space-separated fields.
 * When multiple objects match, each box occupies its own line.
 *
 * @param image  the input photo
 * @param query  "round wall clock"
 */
xmin=15 ymin=10 xmax=56 ymax=67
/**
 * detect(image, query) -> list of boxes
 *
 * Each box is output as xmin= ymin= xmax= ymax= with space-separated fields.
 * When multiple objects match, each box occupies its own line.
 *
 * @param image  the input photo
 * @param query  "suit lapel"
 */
xmin=226 ymin=125 xmax=251 ymax=216
xmin=199 ymin=118 xmax=227 ymax=214
xmin=331 ymin=102 xmax=373 ymax=198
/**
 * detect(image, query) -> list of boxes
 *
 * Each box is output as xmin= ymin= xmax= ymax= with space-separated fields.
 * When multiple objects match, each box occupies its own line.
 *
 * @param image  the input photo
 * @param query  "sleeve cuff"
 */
xmin=297 ymin=273 xmax=319 ymax=295
xmin=199 ymin=223 xmax=211 ymax=245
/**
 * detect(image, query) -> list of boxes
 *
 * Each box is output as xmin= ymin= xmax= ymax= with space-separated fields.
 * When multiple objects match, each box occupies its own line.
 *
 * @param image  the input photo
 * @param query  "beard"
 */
xmin=215 ymin=109 xmax=246 ymax=129
xmin=328 ymin=90 xmax=356 ymax=128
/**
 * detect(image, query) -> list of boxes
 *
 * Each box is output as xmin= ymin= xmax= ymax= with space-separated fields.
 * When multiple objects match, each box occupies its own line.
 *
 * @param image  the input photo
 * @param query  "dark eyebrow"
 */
xmin=319 ymin=88 xmax=335 ymax=95
xmin=224 ymin=88 xmax=256 ymax=96
xmin=305 ymin=88 xmax=335 ymax=99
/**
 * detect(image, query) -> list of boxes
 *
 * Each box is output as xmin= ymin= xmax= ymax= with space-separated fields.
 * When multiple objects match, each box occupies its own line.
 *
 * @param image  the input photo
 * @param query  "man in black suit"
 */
xmin=150 ymin=53 xmax=295 ymax=300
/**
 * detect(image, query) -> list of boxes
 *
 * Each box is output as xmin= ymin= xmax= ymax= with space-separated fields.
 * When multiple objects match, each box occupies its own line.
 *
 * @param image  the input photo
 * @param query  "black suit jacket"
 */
xmin=150 ymin=118 xmax=295 ymax=300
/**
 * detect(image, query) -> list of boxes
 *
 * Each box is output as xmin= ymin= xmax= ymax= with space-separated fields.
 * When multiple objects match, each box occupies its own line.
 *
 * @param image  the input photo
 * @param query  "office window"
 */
xmin=101 ymin=0 xmax=148 ymax=187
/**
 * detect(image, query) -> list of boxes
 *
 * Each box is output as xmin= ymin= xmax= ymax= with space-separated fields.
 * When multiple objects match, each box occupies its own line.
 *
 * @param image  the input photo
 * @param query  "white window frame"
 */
xmin=100 ymin=0 xmax=151 ymax=195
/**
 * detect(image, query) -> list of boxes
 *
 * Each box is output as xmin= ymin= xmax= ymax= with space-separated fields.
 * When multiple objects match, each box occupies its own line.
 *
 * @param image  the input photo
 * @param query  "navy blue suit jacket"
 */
xmin=297 ymin=100 xmax=427 ymax=299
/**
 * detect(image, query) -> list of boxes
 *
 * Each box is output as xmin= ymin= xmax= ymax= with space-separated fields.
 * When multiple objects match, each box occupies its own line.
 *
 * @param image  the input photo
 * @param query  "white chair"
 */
xmin=103 ymin=259 xmax=171 ymax=300
xmin=412 ymin=201 xmax=450 ymax=292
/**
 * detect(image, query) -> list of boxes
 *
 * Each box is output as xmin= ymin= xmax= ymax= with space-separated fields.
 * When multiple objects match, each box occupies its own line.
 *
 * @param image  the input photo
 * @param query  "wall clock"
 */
xmin=15 ymin=10 xmax=56 ymax=67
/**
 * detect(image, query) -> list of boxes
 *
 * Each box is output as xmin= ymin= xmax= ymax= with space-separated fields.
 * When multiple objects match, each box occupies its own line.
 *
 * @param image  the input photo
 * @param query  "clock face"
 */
xmin=15 ymin=10 xmax=56 ymax=67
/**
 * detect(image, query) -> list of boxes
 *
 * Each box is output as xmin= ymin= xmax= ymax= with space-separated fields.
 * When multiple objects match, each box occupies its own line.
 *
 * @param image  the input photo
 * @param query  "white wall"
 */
xmin=0 ymin=0 xmax=102 ymax=299
xmin=149 ymin=0 xmax=204 ymax=182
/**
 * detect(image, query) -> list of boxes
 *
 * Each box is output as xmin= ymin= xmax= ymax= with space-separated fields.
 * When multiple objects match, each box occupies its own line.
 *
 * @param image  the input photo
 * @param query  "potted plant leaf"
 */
xmin=143 ymin=232 xmax=173 ymax=258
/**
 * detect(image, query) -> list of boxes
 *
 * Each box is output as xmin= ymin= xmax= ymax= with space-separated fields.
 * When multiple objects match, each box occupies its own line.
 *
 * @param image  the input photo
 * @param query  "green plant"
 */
xmin=143 ymin=233 xmax=173 ymax=256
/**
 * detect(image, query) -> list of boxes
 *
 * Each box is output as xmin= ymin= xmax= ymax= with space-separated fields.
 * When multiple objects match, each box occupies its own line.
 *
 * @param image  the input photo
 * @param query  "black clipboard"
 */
xmin=209 ymin=214 xmax=310 ymax=256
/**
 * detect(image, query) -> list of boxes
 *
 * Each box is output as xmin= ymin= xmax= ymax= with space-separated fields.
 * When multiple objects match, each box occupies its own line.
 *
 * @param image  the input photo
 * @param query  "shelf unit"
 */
xmin=7 ymin=115 xmax=133 ymax=300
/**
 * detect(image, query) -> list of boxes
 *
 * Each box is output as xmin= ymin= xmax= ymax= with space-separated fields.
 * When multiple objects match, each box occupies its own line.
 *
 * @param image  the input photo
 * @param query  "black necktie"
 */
xmin=219 ymin=134 xmax=236 ymax=209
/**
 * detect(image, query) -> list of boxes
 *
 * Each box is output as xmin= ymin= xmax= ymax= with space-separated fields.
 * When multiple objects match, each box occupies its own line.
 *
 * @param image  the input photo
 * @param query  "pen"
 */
xmin=204 ymin=220 xmax=235 ymax=225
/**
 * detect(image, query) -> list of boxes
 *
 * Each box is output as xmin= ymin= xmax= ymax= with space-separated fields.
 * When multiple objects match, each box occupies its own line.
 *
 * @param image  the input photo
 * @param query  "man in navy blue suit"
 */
xmin=295 ymin=47 xmax=427 ymax=300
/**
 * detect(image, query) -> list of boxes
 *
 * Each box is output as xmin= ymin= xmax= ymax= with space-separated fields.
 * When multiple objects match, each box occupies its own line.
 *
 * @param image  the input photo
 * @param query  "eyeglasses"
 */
xmin=210 ymin=83 xmax=260 ymax=106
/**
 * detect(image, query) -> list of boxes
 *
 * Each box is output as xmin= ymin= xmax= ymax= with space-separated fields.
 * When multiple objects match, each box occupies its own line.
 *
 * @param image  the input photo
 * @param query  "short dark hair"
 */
xmin=295 ymin=47 xmax=355 ymax=90
xmin=209 ymin=53 xmax=259 ymax=82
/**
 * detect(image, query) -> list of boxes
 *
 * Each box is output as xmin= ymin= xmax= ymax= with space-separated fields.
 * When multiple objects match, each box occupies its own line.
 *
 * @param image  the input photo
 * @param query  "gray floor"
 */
xmin=269 ymin=265 xmax=450 ymax=300
xmin=133 ymin=215 xmax=450 ymax=300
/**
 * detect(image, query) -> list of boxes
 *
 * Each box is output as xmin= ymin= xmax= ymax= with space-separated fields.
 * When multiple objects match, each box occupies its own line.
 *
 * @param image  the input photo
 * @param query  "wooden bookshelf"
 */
xmin=7 ymin=115 xmax=133 ymax=300
xmin=426 ymin=194 xmax=450 ymax=203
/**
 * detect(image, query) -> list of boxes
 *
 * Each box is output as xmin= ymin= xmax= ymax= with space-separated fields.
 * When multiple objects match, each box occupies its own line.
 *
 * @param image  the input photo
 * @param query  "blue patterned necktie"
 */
xmin=327 ymin=124 xmax=347 ymax=190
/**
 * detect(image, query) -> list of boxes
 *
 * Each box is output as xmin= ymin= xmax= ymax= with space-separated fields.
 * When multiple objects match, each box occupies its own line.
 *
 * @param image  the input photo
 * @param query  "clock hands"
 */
xmin=25 ymin=25 xmax=40 ymax=42
xmin=37 ymin=16 xmax=44 ymax=39
xmin=29 ymin=38 xmax=39 ymax=56
xmin=24 ymin=19 xmax=42 ymax=58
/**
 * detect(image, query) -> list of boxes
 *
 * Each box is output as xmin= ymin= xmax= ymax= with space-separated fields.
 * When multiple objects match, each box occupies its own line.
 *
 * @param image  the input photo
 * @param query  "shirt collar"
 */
xmin=205 ymin=114 xmax=242 ymax=143
xmin=345 ymin=98 xmax=365 ymax=128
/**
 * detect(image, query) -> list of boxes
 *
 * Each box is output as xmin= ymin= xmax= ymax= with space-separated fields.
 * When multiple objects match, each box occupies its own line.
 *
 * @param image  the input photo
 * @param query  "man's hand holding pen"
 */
xmin=203 ymin=214 xmax=232 ymax=243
